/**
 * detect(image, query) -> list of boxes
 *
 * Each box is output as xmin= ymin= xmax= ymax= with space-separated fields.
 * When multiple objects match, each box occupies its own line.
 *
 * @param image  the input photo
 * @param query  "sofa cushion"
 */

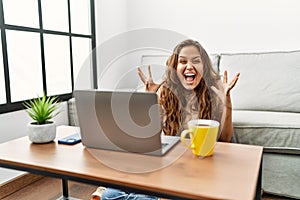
xmin=219 ymin=50 xmax=300 ymax=112
xmin=232 ymin=110 xmax=300 ymax=154
xmin=208 ymin=54 xmax=220 ymax=73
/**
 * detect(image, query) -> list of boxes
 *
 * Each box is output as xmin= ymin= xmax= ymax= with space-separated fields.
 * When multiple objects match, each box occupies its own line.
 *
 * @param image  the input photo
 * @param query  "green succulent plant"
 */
xmin=23 ymin=93 xmax=60 ymax=125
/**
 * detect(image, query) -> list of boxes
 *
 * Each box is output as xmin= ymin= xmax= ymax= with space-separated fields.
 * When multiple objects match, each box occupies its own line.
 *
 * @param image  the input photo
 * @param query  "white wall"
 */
xmin=95 ymin=0 xmax=128 ymax=44
xmin=94 ymin=0 xmax=300 ymax=91
xmin=96 ymin=0 xmax=300 ymax=53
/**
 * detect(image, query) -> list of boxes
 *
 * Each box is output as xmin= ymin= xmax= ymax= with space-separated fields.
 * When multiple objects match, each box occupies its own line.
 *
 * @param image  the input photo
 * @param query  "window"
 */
xmin=43 ymin=34 xmax=72 ymax=95
xmin=6 ymin=30 xmax=43 ymax=102
xmin=41 ymin=0 xmax=69 ymax=32
xmin=0 ymin=0 xmax=96 ymax=114
xmin=70 ymin=0 xmax=91 ymax=35
xmin=2 ymin=0 xmax=39 ymax=28
xmin=72 ymin=37 xmax=92 ymax=90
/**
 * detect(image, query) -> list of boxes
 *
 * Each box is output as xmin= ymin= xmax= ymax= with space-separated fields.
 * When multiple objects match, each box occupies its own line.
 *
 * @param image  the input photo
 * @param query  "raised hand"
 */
xmin=211 ymin=70 xmax=240 ymax=108
xmin=222 ymin=70 xmax=240 ymax=96
xmin=137 ymin=65 xmax=165 ymax=92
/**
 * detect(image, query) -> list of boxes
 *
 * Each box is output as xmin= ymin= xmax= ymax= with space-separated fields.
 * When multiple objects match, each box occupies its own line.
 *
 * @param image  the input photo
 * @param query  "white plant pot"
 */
xmin=27 ymin=121 xmax=56 ymax=143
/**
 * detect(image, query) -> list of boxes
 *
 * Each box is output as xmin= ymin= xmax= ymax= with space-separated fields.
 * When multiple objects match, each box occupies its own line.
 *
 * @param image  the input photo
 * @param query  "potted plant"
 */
xmin=23 ymin=93 xmax=60 ymax=143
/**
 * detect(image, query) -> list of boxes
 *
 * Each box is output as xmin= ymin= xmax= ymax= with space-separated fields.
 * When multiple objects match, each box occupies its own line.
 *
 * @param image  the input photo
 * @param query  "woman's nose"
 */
xmin=186 ymin=61 xmax=193 ymax=69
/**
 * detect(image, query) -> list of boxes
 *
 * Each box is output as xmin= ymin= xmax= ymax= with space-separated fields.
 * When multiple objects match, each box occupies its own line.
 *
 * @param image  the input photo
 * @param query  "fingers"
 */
xmin=228 ymin=73 xmax=240 ymax=90
xmin=137 ymin=65 xmax=154 ymax=83
xmin=226 ymin=73 xmax=240 ymax=95
xmin=137 ymin=67 xmax=147 ymax=84
xmin=223 ymin=70 xmax=228 ymax=84
xmin=148 ymin=65 xmax=153 ymax=81
xmin=138 ymin=65 xmax=165 ymax=92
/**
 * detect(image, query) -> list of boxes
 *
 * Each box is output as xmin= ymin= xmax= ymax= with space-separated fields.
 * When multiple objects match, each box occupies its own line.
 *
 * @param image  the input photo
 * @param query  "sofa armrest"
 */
xmin=67 ymin=98 xmax=79 ymax=126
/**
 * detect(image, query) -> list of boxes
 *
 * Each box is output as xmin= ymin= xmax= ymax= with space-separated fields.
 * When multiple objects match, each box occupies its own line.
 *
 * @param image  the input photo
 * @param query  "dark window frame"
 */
xmin=0 ymin=0 xmax=96 ymax=114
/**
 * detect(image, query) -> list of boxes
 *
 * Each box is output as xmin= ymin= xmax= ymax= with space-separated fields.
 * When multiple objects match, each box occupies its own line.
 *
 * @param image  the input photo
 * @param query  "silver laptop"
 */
xmin=74 ymin=89 xmax=180 ymax=156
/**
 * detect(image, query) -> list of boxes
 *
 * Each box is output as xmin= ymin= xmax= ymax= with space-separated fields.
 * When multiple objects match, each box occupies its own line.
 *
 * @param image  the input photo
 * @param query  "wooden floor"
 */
xmin=2 ymin=177 xmax=96 ymax=200
xmin=1 ymin=176 xmax=295 ymax=200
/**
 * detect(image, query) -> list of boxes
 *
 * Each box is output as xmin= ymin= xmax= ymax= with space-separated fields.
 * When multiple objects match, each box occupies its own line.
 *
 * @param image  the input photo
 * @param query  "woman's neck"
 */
xmin=182 ymin=88 xmax=196 ymax=97
xmin=181 ymin=89 xmax=197 ymax=108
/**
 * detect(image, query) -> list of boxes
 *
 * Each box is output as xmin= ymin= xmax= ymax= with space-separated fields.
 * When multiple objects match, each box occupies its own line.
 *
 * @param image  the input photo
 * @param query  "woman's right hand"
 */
xmin=137 ymin=65 xmax=165 ymax=92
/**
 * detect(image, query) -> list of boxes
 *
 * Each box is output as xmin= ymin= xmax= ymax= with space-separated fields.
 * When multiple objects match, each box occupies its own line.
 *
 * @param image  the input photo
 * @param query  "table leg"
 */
xmin=62 ymin=179 xmax=69 ymax=197
xmin=57 ymin=179 xmax=81 ymax=200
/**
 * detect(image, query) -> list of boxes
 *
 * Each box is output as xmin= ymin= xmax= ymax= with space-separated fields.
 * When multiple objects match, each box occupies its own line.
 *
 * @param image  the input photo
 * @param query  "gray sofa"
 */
xmin=218 ymin=51 xmax=300 ymax=199
xmin=68 ymin=50 xmax=300 ymax=199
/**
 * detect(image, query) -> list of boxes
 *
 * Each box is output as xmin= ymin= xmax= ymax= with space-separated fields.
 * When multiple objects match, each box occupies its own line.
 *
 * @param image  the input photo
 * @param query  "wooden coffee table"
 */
xmin=0 ymin=125 xmax=263 ymax=200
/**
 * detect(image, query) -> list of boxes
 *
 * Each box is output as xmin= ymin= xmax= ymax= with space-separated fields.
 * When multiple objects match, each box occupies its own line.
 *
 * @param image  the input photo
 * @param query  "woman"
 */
xmin=138 ymin=39 xmax=239 ymax=141
xmin=91 ymin=39 xmax=239 ymax=200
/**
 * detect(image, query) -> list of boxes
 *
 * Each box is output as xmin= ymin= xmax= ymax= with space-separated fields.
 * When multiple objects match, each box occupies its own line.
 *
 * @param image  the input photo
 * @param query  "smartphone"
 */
xmin=58 ymin=133 xmax=81 ymax=145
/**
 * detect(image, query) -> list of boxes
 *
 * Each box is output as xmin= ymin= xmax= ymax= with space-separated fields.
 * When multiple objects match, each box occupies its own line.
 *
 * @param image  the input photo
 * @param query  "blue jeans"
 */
xmin=102 ymin=188 xmax=159 ymax=200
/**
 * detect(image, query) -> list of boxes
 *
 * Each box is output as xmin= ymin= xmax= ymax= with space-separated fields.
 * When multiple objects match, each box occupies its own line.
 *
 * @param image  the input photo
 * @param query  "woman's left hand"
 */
xmin=211 ymin=70 xmax=240 ymax=108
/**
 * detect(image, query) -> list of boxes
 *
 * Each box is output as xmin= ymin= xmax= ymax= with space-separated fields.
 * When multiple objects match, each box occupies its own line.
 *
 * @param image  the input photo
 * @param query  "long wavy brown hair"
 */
xmin=160 ymin=39 xmax=221 ymax=136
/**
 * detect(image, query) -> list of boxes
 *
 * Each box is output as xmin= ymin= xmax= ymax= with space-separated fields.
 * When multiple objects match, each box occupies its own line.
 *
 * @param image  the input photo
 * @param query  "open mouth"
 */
xmin=184 ymin=73 xmax=196 ymax=82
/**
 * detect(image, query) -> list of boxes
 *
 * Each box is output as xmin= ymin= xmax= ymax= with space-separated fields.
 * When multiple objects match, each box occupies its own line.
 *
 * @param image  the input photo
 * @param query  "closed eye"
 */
xmin=179 ymin=59 xmax=187 ymax=64
xmin=192 ymin=59 xmax=201 ymax=64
